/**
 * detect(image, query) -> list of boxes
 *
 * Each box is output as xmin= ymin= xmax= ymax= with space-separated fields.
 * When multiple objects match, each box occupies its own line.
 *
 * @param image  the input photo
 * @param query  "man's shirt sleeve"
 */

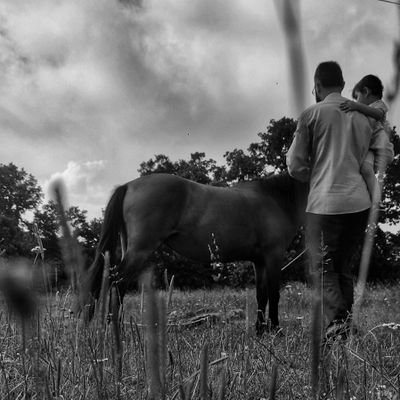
xmin=286 ymin=110 xmax=312 ymax=182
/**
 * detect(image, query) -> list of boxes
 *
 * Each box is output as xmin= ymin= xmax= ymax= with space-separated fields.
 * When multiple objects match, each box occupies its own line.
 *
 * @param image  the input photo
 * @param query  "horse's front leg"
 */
xmin=266 ymin=251 xmax=283 ymax=331
xmin=254 ymin=263 xmax=268 ymax=336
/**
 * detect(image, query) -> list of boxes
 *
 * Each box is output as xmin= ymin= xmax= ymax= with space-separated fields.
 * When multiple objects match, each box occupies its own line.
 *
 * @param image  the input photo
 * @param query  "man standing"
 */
xmin=286 ymin=61 xmax=393 ymax=339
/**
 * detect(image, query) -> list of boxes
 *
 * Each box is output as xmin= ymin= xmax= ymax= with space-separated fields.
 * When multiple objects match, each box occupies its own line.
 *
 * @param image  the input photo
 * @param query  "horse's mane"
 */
xmin=260 ymin=173 xmax=296 ymax=201
xmin=261 ymin=172 xmax=294 ymax=190
xmin=235 ymin=172 xmax=294 ymax=192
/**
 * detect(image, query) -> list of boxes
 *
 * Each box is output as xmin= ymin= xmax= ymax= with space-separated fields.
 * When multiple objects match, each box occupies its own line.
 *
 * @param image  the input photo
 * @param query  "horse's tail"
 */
xmin=81 ymin=184 xmax=128 ymax=312
xmin=97 ymin=183 xmax=128 ymax=265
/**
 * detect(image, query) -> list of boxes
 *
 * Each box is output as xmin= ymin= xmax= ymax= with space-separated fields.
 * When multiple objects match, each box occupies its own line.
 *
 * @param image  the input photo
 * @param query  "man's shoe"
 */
xmin=322 ymin=320 xmax=350 ymax=346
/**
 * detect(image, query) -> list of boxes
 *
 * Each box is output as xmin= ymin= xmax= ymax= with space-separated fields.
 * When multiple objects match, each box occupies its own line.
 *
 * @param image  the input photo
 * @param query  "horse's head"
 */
xmin=257 ymin=172 xmax=309 ymax=225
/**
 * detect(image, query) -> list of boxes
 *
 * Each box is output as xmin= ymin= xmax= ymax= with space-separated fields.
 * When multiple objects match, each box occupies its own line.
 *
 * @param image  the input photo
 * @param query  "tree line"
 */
xmin=1 ymin=117 xmax=399 ymax=287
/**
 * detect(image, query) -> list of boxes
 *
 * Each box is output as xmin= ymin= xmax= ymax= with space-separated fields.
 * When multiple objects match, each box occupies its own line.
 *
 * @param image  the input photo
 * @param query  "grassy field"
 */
xmin=0 ymin=275 xmax=399 ymax=400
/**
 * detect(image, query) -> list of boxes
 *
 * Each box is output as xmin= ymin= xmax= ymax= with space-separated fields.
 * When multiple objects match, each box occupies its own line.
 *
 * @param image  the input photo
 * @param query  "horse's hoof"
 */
xmin=256 ymin=326 xmax=265 ymax=337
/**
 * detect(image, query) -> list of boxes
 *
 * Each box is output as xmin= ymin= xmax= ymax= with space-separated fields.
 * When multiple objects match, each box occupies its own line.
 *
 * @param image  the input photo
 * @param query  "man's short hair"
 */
xmin=314 ymin=61 xmax=345 ymax=88
xmin=352 ymin=75 xmax=383 ymax=99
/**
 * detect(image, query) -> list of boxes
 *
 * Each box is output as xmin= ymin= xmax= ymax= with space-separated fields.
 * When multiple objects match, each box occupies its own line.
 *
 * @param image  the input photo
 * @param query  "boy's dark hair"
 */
xmin=352 ymin=75 xmax=384 ymax=99
xmin=314 ymin=61 xmax=344 ymax=88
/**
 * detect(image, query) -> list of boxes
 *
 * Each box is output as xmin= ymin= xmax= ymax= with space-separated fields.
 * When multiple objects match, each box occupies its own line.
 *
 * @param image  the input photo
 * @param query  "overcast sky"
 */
xmin=1 ymin=0 xmax=399 ymax=218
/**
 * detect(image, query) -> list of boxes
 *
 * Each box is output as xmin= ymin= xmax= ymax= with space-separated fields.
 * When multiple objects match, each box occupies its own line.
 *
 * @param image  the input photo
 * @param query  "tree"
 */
xmin=85 ymin=217 xmax=103 ymax=250
xmin=223 ymin=148 xmax=262 ymax=183
xmin=66 ymin=206 xmax=102 ymax=264
xmin=138 ymin=154 xmax=176 ymax=176
xmin=0 ymin=215 xmax=34 ymax=256
xmin=380 ymin=127 xmax=400 ymax=225
xmin=0 ymin=163 xmax=42 ymax=224
xmin=367 ymin=229 xmax=400 ymax=282
xmin=250 ymin=117 xmax=297 ymax=174
xmin=66 ymin=206 xmax=90 ymax=243
xmin=0 ymin=163 xmax=43 ymax=256
xmin=34 ymin=202 xmax=102 ymax=275
xmin=35 ymin=202 xmax=101 ymax=246
xmin=174 ymin=152 xmax=217 ymax=184
xmin=32 ymin=201 xmax=63 ymax=278
xmin=34 ymin=201 xmax=59 ymax=244
xmin=223 ymin=117 xmax=297 ymax=183
xmin=139 ymin=152 xmax=224 ymax=185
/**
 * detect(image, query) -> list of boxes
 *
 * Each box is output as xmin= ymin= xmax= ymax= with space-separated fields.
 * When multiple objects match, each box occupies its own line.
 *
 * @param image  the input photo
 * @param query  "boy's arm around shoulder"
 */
xmin=343 ymin=101 xmax=385 ymax=121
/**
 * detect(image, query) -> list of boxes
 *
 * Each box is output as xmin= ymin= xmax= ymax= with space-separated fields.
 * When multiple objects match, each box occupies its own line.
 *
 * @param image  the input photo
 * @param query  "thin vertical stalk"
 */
xmin=111 ymin=285 xmax=122 ymax=399
xmin=310 ymin=235 xmax=325 ymax=400
xmin=199 ymin=344 xmax=209 ymax=400
xmin=269 ymin=363 xmax=278 ymax=400
xmin=274 ymin=0 xmax=307 ymax=115
xmin=167 ymin=275 xmax=175 ymax=311
xmin=52 ymin=180 xmax=83 ymax=292
xmin=336 ymin=368 xmax=345 ymax=400
xmin=164 ymin=269 xmax=169 ymax=291
xmin=95 ymin=252 xmax=111 ymax=389
xmin=159 ymin=296 xmax=167 ymax=399
xmin=363 ymin=360 xmax=368 ymax=400
xmin=354 ymin=170 xmax=383 ymax=329
xmin=218 ymin=367 xmax=227 ymax=400
xmin=245 ymin=288 xmax=250 ymax=341
xmin=310 ymin=296 xmax=322 ymax=400
xmin=56 ymin=358 xmax=62 ymax=398
xmin=144 ymin=272 xmax=161 ymax=400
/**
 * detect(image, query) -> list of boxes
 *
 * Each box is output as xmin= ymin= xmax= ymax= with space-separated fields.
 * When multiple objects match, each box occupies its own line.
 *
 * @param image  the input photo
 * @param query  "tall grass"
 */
xmin=0 ymin=271 xmax=399 ymax=399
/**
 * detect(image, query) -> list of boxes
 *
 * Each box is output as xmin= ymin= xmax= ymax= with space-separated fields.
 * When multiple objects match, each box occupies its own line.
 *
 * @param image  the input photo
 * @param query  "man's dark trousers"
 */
xmin=306 ymin=209 xmax=369 ymax=325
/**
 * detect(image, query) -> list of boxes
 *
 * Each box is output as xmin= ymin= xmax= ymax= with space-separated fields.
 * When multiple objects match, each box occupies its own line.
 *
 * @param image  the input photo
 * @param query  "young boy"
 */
xmin=340 ymin=74 xmax=393 ymax=201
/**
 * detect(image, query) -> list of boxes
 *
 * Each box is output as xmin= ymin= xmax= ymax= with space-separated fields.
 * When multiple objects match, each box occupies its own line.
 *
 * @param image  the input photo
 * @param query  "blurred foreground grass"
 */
xmin=0 ymin=281 xmax=399 ymax=399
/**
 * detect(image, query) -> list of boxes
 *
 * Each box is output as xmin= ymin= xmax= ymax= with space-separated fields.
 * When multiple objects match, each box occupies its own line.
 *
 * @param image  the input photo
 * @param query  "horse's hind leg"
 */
xmin=111 ymin=245 xmax=156 ymax=314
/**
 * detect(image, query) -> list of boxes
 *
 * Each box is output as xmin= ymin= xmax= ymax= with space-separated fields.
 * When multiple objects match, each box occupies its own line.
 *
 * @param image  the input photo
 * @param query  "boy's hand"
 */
xmin=340 ymin=100 xmax=358 ymax=112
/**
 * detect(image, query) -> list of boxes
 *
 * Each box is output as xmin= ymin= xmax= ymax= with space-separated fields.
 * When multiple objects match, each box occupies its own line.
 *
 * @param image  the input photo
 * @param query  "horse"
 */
xmin=81 ymin=172 xmax=308 ymax=334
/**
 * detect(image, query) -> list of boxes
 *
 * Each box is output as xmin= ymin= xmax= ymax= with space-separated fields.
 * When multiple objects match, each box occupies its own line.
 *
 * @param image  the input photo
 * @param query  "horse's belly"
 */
xmin=165 ymin=222 xmax=259 ymax=264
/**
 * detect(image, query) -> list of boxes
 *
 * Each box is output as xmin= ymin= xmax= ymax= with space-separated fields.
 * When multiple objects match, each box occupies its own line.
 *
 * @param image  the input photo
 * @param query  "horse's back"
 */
xmin=124 ymin=174 xmax=192 ymax=228
xmin=124 ymin=173 xmax=233 ymax=233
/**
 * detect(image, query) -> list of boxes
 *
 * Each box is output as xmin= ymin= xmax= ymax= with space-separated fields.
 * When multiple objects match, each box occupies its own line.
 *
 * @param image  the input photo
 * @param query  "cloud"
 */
xmin=0 ymin=0 xmax=285 ymax=147
xmin=44 ymin=160 xmax=111 ymax=216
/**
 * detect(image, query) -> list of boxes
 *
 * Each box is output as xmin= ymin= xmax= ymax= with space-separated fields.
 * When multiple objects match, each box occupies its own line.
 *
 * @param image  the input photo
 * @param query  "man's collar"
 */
xmin=323 ymin=92 xmax=343 ymax=101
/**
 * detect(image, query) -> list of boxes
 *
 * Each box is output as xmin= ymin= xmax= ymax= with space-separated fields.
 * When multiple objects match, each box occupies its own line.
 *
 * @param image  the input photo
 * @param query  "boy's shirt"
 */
xmin=370 ymin=99 xmax=392 ymax=135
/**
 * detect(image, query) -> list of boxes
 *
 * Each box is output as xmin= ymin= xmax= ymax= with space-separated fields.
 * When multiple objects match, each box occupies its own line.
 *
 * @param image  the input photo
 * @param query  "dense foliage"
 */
xmin=1 ymin=117 xmax=399 ymax=287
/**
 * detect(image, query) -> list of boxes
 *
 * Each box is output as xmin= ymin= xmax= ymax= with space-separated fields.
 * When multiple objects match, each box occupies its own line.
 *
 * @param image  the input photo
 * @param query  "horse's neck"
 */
xmin=274 ymin=177 xmax=306 ymax=224
xmin=292 ymin=181 xmax=308 ymax=223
